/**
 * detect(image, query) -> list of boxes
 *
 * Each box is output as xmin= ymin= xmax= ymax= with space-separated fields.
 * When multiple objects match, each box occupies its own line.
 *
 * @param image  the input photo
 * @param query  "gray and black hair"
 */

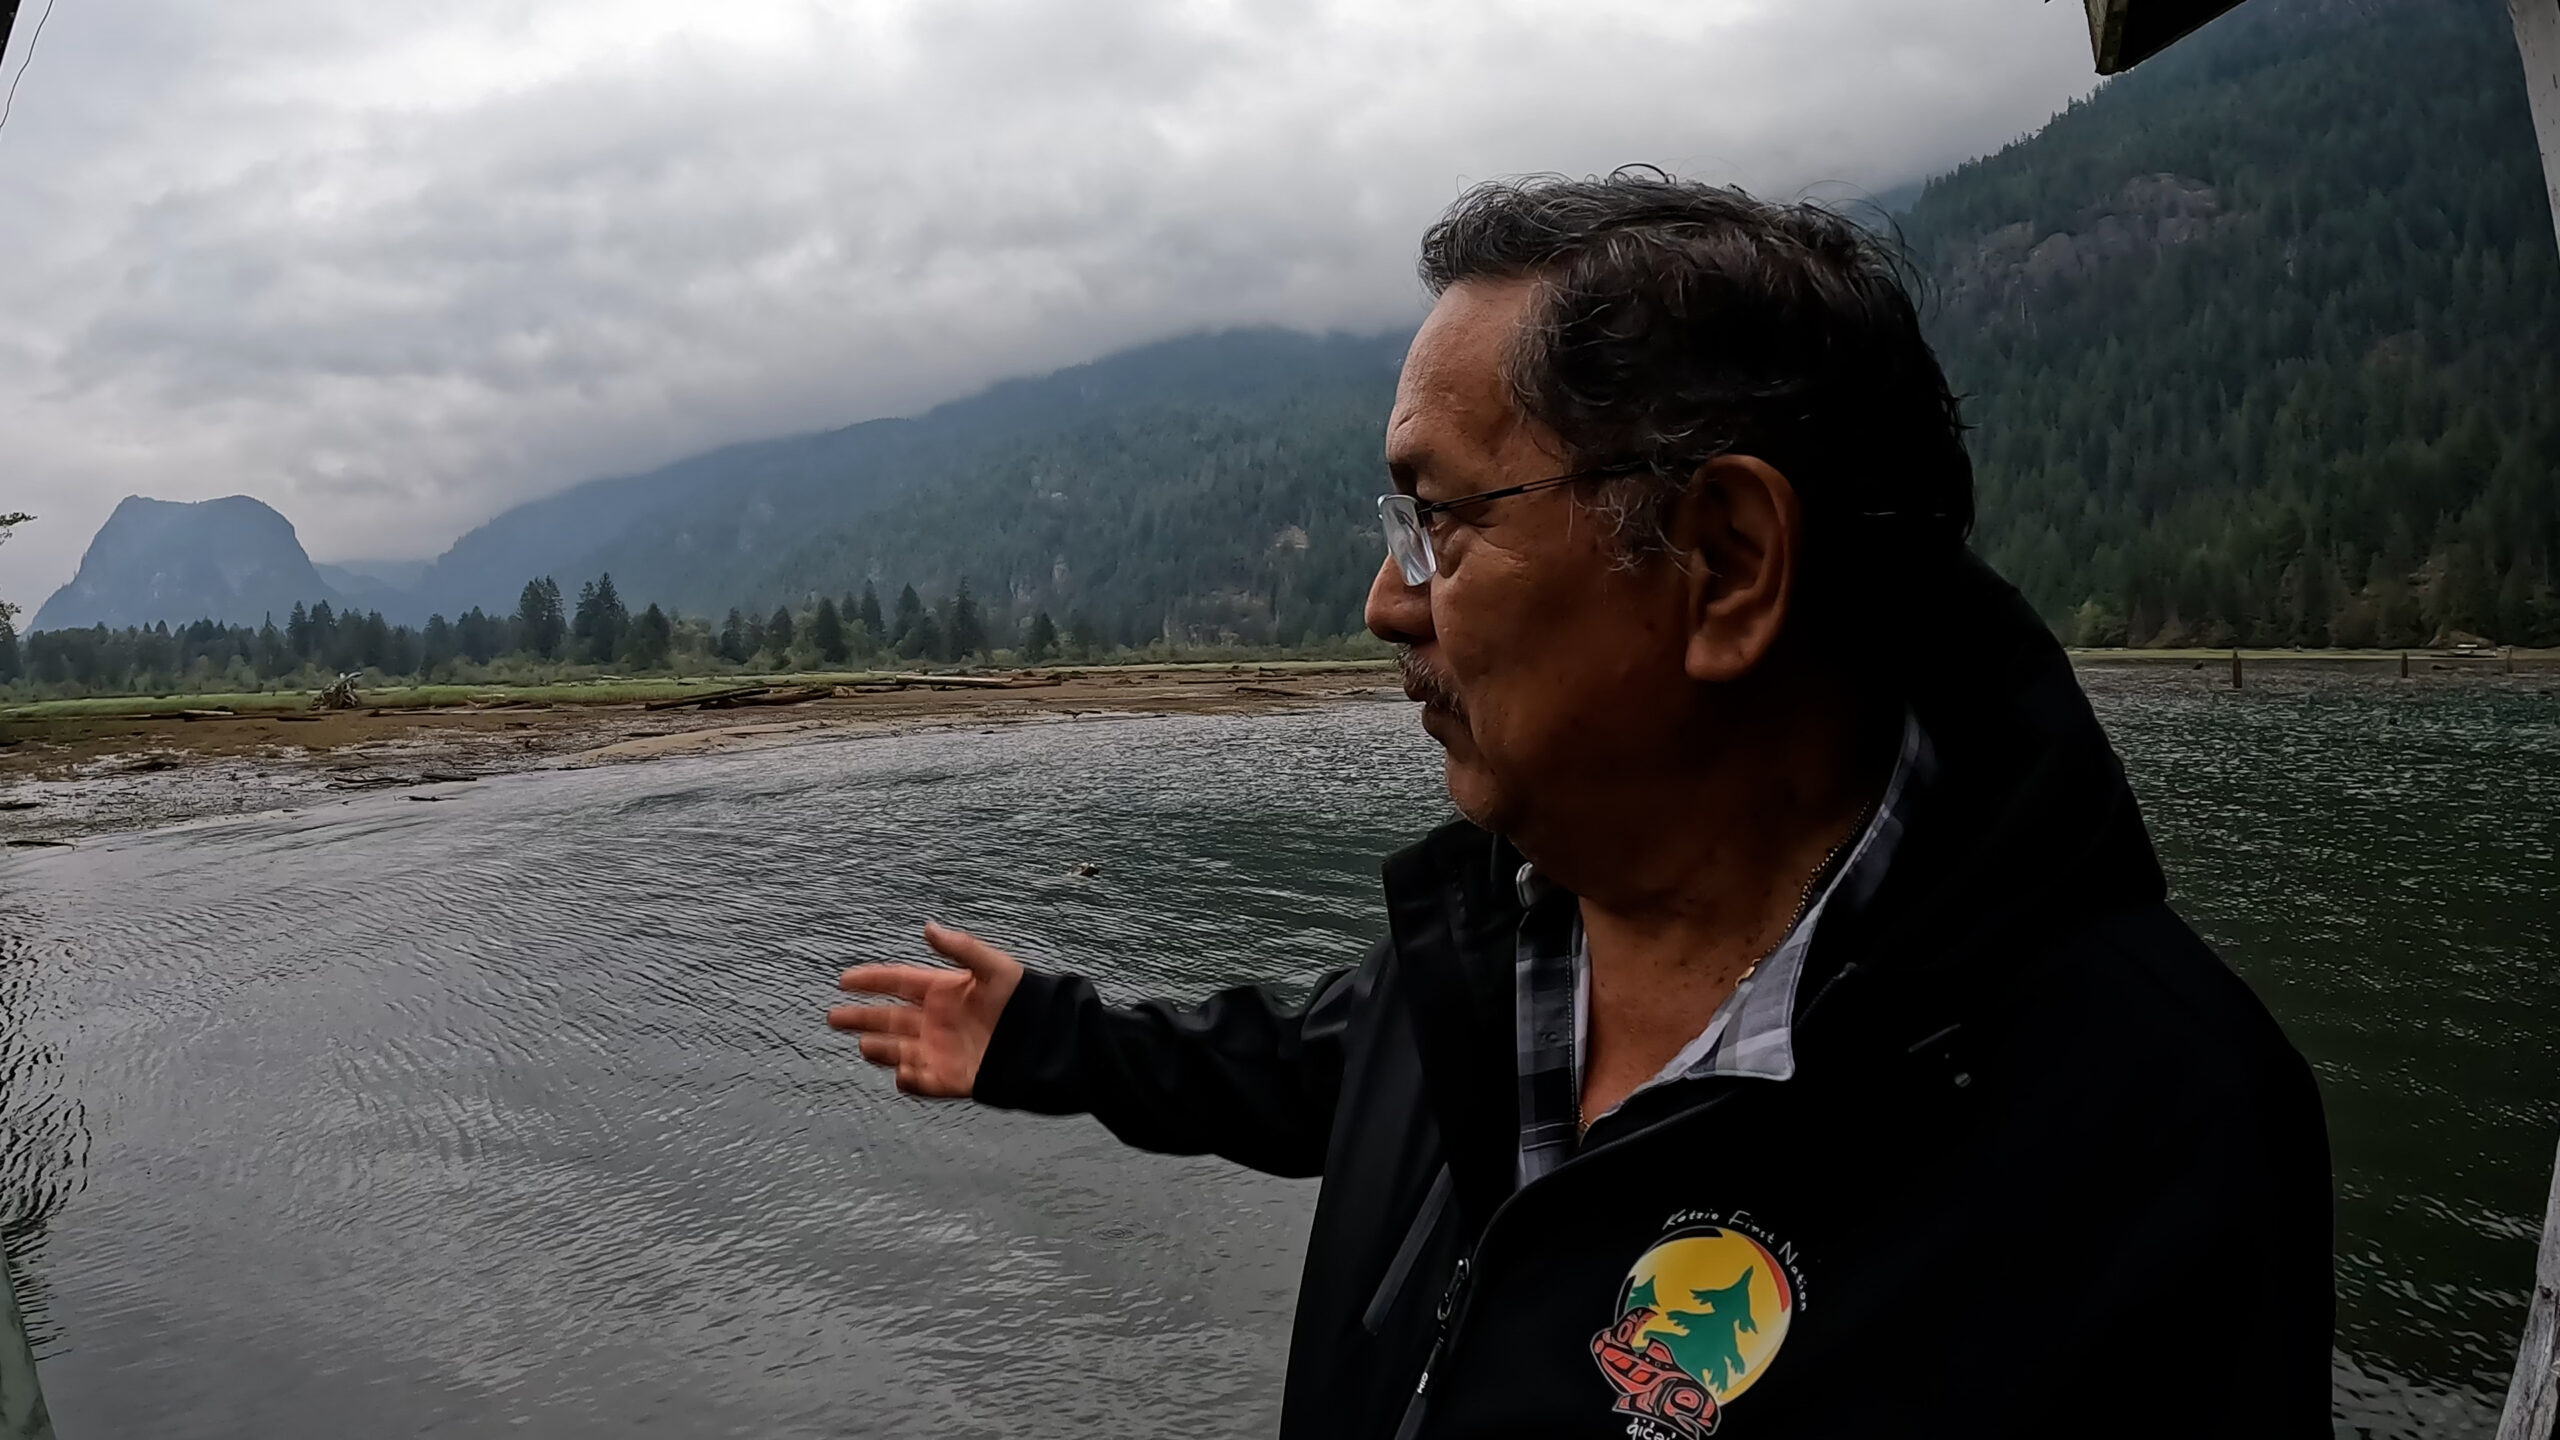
xmin=1417 ymin=168 xmax=1973 ymax=628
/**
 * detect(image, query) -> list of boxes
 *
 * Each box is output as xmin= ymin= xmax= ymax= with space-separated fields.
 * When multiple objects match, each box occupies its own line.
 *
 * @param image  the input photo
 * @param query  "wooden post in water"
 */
xmin=2230 ymin=649 xmax=2243 ymax=689
xmin=2495 ymin=1138 xmax=2560 ymax=1440
xmin=0 ymin=1250 xmax=55 ymax=1440
xmin=2401 ymin=651 xmax=2412 ymax=680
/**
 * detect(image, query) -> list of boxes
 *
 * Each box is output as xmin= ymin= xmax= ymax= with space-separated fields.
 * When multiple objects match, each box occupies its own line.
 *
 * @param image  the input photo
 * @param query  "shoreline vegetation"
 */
xmin=0 ymin=647 xmax=2549 ymax=850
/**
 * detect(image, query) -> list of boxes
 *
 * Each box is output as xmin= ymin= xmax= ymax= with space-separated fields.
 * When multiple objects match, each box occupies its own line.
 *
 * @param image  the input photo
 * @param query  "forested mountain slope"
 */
xmin=413 ymin=329 xmax=1405 ymax=640
xmin=765 ymin=0 xmax=2560 ymax=651
xmin=1905 ymin=0 xmax=2559 ymax=646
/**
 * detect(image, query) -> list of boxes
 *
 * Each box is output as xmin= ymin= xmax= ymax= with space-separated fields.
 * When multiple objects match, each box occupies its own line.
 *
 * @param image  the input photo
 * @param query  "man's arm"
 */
xmin=829 ymin=923 xmax=1367 ymax=1178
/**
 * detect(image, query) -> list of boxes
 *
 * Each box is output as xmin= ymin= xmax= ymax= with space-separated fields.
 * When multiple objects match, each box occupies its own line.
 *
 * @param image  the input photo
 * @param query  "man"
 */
xmin=829 ymin=171 xmax=2333 ymax=1438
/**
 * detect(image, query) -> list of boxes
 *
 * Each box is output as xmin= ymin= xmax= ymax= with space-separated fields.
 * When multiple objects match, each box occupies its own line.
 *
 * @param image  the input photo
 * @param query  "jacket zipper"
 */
xmin=1391 ymin=1084 xmax=1748 ymax=1439
xmin=1392 ymin=1254 xmax=1471 ymax=1440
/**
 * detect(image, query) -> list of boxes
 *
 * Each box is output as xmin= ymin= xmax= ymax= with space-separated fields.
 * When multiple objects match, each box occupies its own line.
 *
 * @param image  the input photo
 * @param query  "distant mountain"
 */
xmin=316 ymin=558 xmax=431 ymax=592
xmin=30 ymin=496 xmax=342 ymax=632
xmin=407 ymin=327 xmax=1410 ymax=642
xmin=311 ymin=561 xmax=424 ymax=621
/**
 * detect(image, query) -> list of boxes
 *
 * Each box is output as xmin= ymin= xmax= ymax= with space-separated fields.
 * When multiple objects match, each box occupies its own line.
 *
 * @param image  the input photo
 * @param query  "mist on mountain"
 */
xmin=25 ymin=0 xmax=2557 ymax=652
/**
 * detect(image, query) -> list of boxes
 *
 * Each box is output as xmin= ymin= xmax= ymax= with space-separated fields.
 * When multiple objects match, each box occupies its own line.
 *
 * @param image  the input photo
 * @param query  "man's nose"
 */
xmin=1365 ymin=556 xmax=1434 ymax=645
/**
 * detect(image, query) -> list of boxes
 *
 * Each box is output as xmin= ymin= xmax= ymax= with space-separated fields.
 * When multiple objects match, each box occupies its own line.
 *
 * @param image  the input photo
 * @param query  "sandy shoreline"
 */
xmin=0 ymin=664 xmax=1404 ymax=846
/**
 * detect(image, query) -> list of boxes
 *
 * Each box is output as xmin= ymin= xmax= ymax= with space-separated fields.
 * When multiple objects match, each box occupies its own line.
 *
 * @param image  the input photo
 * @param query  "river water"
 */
xmin=1 ymin=666 xmax=2554 ymax=1438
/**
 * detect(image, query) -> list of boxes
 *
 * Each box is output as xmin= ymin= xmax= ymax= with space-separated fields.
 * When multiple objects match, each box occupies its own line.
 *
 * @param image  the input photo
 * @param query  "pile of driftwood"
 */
xmin=641 ymin=674 xmax=1062 ymax=713
xmin=643 ymin=684 xmax=834 ymax=712
xmin=313 ymin=673 xmax=362 ymax=710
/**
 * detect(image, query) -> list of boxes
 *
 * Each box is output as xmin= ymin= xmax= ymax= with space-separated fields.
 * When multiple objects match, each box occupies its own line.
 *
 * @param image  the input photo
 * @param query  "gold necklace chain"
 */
xmin=1736 ymin=789 xmax=1881 ymax=985
xmin=1574 ymin=786 xmax=1887 ymax=1137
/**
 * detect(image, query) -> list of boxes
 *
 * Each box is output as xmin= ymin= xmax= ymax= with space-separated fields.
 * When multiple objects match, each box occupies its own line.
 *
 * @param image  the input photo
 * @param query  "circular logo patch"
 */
xmin=1589 ymin=1225 xmax=1798 ymax=1438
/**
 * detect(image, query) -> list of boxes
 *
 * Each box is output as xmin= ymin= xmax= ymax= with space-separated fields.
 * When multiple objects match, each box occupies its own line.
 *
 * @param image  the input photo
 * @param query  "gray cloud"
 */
xmin=0 ymin=0 xmax=2099 ymax=611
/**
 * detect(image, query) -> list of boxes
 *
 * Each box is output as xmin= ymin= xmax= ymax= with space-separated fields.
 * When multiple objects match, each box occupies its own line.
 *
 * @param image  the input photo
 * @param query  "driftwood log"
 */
xmin=643 ymin=685 xmax=772 ymax=712
xmin=718 ymin=685 xmax=837 ymax=707
xmin=2497 ymin=1137 xmax=2560 ymax=1440
xmin=868 ymin=673 xmax=1062 ymax=690
xmin=648 ymin=674 xmax=1063 ymax=707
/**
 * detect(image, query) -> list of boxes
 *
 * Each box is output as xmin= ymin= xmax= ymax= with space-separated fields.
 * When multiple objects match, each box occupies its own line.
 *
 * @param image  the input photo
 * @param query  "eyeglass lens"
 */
xmin=1377 ymin=495 xmax=1434 ymax=587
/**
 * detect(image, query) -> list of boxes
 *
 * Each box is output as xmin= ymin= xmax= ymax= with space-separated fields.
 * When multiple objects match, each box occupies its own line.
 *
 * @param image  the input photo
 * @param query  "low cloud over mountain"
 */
xmin=0 ymin=0 xmax=2101 ymax=615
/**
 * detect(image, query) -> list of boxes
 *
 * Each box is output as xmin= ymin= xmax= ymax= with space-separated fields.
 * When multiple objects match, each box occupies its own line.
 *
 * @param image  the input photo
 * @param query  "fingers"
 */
xmin=839 ymin=964 xmax=940 ymax=1000
xmin=850 ymin=1030 xmax=953 ymax=1097
xmin=922 ymin=922 xmax=1019 ymax=978
xmin=826 ymin=1003 xmax=921 ymax=1035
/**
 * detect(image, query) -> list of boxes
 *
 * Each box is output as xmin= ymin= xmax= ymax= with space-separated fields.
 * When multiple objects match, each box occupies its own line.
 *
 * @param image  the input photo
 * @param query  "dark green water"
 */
xmin=2100 ymin=664 xmax=2560 ymax=1435
xmin=0 ymin=666 xmax=2551 ymax=1436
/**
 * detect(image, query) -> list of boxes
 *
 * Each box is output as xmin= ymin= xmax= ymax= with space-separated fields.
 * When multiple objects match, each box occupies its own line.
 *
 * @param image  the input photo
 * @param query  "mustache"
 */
xmin=1397 ymin=648 xmax=1465 ymax=716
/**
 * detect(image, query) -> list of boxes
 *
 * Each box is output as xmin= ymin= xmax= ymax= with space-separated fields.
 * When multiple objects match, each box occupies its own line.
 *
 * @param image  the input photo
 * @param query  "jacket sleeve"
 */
xmin=969 ymin=948 xmax=1376 ymax=1178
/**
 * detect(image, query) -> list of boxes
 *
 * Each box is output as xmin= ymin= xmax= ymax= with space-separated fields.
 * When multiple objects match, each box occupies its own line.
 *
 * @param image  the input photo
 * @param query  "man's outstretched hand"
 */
xmin=828 ymin=923 xmax=1026 ymax=1097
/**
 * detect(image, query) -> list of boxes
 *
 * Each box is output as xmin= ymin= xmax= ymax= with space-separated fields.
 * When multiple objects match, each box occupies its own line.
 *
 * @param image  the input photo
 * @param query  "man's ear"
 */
xmin=1660 ymin=455 xmax=1801 ymax=683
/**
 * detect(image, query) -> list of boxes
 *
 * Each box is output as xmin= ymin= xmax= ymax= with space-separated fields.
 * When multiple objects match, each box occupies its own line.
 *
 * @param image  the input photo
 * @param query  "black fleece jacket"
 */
xmin=975 ymin=556 xmax=2334 ymax=1439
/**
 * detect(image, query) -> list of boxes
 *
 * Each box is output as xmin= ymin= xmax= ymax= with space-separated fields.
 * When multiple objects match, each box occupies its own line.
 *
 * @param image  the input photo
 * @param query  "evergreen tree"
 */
xmin=596 ymin=575 xmax=629 ymax=662
xmin=626 ymin=603 xmax=674 ymax=668
xmin=766 ymin=605 xmax=795 ymax=662
xmin=421 ymin=614 xmax=457 ymax=675
xmin=896 ymin=609 xmax=941 ymax=661
xmin=570 ymin=575 xmax=631 ymax=664
xmin=571 ymin=581 xmax=600 ymax=657
xmin=1024 ymin=610 xmax=1058 ymax=663
xmin=308 ymin=602 xmax=339 ymax=667
xmin=810 ymin=596 xmax=849 ymax=663
xmin=256 ymin=615 xmax=290 ymax=678
xmin=857 ymin=581 xmax=885 ymax=637
xmin=1067 ymin=610 xmax=1101 ymax=659
xmin=0 ymin=616 xmax=17 ymax=683
xmin=717 ymin=608 xmax=750 ymax=664
xmin=285 ymin=601 xmax=313 ymax=659
xmin=458 ymin=608 xmax=504 ymax=664
xmin=948 ymin=579 xmax=987 ymax=658
xmin=514 ymin=577 xmax=566 ymax=659
xmin=891 ymin=584 xmax=924 ymax=648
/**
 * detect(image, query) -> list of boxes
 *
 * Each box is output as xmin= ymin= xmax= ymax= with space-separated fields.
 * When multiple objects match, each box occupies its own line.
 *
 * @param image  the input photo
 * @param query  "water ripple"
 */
xmin=0 ymin=683 xmax=2549 ymax=1438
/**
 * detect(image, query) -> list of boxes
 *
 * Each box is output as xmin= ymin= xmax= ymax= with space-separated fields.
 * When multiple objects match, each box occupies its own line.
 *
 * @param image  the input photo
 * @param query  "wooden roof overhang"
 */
xmin=2083 ymin=0 xmax=2250 ymax=73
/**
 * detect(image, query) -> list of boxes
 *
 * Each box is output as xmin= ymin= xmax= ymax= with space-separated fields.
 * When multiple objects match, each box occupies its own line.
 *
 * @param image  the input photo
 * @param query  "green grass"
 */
xmin=0 ymin=658 xmax=1400 ymax=722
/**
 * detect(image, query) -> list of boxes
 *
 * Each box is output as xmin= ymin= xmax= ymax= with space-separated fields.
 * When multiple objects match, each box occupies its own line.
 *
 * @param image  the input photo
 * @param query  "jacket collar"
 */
xmin=1381 ymin=553 xmax=2165 ymax=1214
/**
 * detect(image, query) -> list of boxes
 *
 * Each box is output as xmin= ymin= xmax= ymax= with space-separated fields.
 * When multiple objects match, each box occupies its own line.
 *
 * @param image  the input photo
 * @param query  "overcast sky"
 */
xmin=0 ymin=0 xmax=2100 ymax=612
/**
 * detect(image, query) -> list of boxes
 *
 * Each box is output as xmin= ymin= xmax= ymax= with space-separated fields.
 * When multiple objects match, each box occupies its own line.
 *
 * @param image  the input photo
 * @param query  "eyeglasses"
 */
xmin=1376 ymin=467 xmax=1639 ymax=586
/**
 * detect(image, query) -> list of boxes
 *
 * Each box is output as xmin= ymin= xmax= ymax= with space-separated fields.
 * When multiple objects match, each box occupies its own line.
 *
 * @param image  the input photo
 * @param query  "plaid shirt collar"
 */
xmin=1514 ymin=708 xmax=1936 ymax=1187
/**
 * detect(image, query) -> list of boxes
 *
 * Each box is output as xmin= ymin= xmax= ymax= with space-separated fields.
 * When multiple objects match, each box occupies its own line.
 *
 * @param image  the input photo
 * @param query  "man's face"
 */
xmin=1367 ymin=279 xmax=1700 ymax=839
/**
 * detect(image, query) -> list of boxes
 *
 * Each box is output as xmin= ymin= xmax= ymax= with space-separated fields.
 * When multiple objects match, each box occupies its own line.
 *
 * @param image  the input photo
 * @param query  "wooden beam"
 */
xmin=2084 ymin=0 xmax=2247 ymax=75
xmin=2514 ymin=0 xmax=2560 ymax=255
xmin=2498 ymin=1137 xmax=2560 ymax=1440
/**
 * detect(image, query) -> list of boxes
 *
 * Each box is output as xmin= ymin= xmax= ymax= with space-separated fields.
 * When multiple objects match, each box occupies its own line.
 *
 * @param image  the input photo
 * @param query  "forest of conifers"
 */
xmin=0 ymin=572 xmax=1161 ymax=695
xmin=2 ymin=0 xmax=2554 ymax=697
xmin=1906 ymin=0 xmax=2558 ymax=648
